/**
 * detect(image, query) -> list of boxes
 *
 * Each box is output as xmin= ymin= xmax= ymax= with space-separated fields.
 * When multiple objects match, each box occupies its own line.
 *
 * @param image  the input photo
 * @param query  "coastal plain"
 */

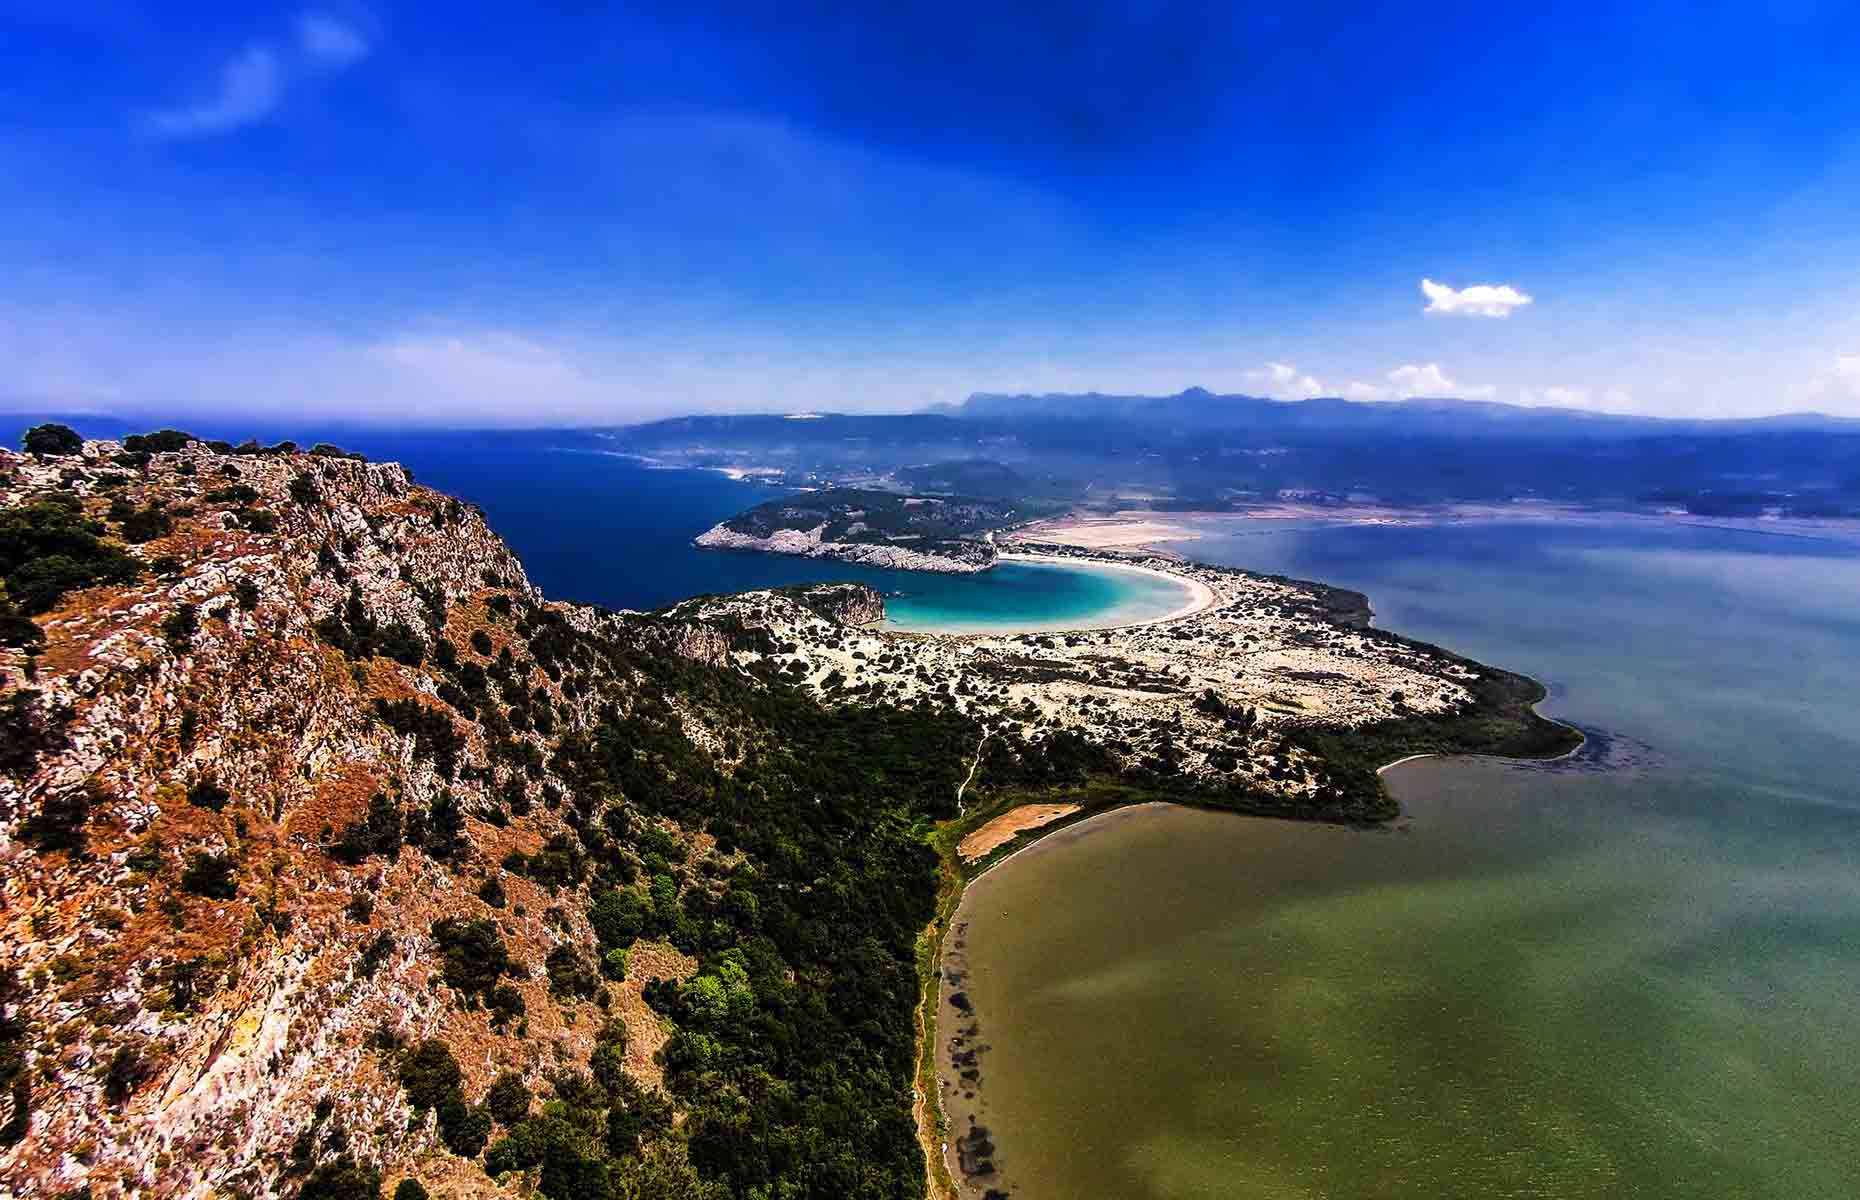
xmin=675 ymin=531 xmax=1545 ymax=820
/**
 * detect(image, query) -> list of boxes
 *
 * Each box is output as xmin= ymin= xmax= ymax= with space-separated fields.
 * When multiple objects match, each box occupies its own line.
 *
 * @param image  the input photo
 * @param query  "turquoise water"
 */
xmin=884 ymin=560 xmax=1191 ymax=633
xmin=947 ymin=518 xmax=1860 ymax=1199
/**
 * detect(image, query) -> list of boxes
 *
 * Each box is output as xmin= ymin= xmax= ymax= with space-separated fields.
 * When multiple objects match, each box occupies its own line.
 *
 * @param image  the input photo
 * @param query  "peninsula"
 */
xmin=693 ymin=489 xmax=1029 ymax=572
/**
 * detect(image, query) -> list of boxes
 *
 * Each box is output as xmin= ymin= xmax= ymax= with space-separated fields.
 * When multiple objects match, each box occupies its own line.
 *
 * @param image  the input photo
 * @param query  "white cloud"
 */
xmin=1516 ymin=385 xmax=1590 ymax=407
xmin=1244 ymin=361 xmax=1322 ymax=399
xmin=142 ymin=15 xmax=371 ymax=139
xmin=372 ymin=332 xmax=598 ymax=411
xmin=1344 ymin=381 xmax=1389 ymax=401
xmin=144 ymin=45 xmax=282 ymax=138
xmin=1836 ymin=354 xmax=1860 ymax=395
xmin=297 ymin=13 xmax=371 ymax=67
xmin=1420 ymin=278 xmax=1533 ymax=319
xmin=1386 ymin=362 xmax=1494 ymax=399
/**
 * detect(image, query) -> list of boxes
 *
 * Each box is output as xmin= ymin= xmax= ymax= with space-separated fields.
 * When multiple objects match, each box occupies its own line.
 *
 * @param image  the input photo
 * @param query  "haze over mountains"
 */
xmin=944 ymin=388 xmax=1860 ymax=436
xmin=609 ymin=389 xmax=1860 ymax=515
xmin=19 ymin=384 xmax=1860 ymax=518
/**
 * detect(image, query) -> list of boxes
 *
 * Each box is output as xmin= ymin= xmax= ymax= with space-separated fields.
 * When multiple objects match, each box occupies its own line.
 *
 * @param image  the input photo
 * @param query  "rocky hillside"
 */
xmin=0 ymin=432 xmax=1032 ymax=1200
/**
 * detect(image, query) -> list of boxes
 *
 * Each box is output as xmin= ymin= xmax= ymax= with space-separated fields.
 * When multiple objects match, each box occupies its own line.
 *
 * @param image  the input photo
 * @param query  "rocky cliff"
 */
xmin=0 ymin=435 xmax=966 ymax=1200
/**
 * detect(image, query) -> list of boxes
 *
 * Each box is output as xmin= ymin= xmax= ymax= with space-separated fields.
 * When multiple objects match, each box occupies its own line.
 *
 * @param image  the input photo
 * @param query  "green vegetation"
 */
xmin=0 ymin=971 xmax=31 ymax=1146
xmin=17 ymin=788 xmax=90 ymax=855
xmin=21 ymin=423 xmax=82 ymax=456
xmin=1283 ymin=648 xmax=1579 ymax=820
xmin=0 ymin=493 xmax=142 ymax=642
xmin=121 ymin=430 xmax=198 ymax=454
xmin=332 ymin=794 xmax=404 ymax=864
xmin=162 ymin=602 xmax=198 ymax=652
xmin=480 ymin=1020 xmax=698 ymax=1198
xmin=372 ymin=699 xmax=462 ymax=779
xmin=393 ymin=1038 xmax=493 ymax=1157
xmin=430 ymin=917 xmax=516 ymax=1004
xmin=179 ymin=851 xmax=239 ymax=899
xmin=299 ymin=1158 xmax=383 ymax=1200
xmin=484 ymin=1072 xmax=532 ymax=1125
xmin=717 ymin=488 xmax=1022 ymax=563
xmin=0 ymin=690 xmax=70 ymax=776
xmin=317 ymin=587 xmax=428 ymax=666
xmin=187 ymin=778 xmax=231 ymax=812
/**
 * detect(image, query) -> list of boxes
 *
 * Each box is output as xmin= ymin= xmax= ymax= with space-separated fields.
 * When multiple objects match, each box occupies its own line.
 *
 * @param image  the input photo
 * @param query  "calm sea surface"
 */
xmin=944 ymin=518 xmax=1860 ymax=1199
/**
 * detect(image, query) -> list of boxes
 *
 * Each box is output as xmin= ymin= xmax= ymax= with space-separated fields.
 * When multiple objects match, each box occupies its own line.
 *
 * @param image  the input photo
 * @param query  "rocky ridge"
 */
xmin=0 ymin=438 xmax=738 ymax=1200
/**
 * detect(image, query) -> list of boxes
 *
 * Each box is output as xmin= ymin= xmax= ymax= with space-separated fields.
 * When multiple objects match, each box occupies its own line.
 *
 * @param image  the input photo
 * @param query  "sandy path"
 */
xmin=957 ymin=803 xmax=1082 ymax=862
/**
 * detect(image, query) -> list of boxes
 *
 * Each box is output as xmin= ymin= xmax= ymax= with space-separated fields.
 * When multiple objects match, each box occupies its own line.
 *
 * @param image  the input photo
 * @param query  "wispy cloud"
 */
xmin=142 ymin=12 xmax=372 ymax=139
xmin=1835 ymin=354 xmax=1860 ymax=394
xmin=1385 ymin=362 xmax=1495 ymax=398
xmin=144 ymin=45 xmax=283 ymax=138
xmin=1420 ymin=278 xmax=1533 ymax=318
xmin=297 ymin=13 xmax=372 ymax=68
xmin=1244 ymin=361 xmax=1322 ymax=399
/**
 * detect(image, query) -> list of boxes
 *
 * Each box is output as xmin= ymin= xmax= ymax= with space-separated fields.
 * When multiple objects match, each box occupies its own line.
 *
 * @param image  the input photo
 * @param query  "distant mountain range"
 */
xmin=605 ymin=390 xmax=1860 ymax=514
xmin=941 ymin=387 xmax=1860 ymax=438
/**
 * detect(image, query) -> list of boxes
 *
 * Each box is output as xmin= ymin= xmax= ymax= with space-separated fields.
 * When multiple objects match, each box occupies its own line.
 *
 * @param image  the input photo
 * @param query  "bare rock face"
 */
xmin=0 ymin=439 xmax=655 ymax=1200
xmin=791 ymin=583 xmax=885 ymax=627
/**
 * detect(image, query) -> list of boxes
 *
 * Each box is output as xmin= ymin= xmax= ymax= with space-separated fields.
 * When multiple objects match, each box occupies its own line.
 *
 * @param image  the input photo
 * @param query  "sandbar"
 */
xmin=957 ymin=803 xmax=1082 ymax=863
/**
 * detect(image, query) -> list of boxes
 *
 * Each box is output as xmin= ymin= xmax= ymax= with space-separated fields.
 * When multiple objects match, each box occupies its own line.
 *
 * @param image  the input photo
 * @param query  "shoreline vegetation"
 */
xmin=915 ymin=703 xmax=1582 ymax=1198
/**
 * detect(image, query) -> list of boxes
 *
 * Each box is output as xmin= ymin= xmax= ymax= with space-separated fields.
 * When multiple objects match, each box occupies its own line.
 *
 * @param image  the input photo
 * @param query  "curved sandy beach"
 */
xmin=992 ymin=551 xmax=1218 ymax=629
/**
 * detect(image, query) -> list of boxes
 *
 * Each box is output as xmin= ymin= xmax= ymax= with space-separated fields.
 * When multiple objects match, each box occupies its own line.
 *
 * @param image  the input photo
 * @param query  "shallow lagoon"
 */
xmin=882 ymin=558 xmax=1194 ymax=633
xmin=943 ymin=519 xmax=1860 ymax=1199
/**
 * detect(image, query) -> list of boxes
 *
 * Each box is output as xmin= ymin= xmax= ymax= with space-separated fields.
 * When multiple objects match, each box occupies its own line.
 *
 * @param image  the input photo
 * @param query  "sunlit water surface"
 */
xmin=946 ymin=519 xmax=1860 ymax=1199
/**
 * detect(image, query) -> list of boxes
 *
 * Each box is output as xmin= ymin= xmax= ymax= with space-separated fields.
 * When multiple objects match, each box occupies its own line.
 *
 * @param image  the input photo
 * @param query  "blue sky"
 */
xmin=3 ymin=1 xmax=1860 ymax=425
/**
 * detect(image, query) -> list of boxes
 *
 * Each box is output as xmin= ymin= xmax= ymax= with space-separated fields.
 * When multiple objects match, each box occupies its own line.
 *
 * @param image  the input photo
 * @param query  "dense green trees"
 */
xmin=21 ymin=423 xmax=81 ymax=456
xmin=332 ymin=793 xmax=404 ymax=864
xmin=0 ymin=495 xmax=142 ymax=641
xmin=429 ymin=918 xmax=515 ymax=1003
xmin=179 ymin=851 xmax=238 ymax=899
xmin=393 ymin=1039 xmax=492 ymax=1157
